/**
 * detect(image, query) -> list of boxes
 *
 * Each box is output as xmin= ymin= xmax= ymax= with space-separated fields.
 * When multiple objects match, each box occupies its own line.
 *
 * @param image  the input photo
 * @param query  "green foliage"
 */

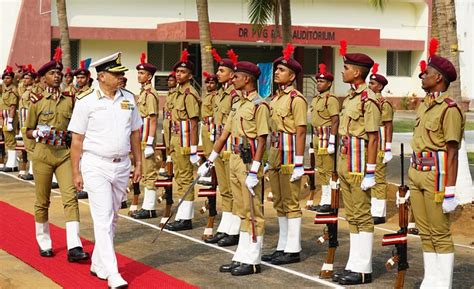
xmin=369 ymin=0 xmax=387 ymax=10
xmin=401 ymin=96 xmax=410 ymax=110
xmin=248 ymin=0 xmax=276 ymax=34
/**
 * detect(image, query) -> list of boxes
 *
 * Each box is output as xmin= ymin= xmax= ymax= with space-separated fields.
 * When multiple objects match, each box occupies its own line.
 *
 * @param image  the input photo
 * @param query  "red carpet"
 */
xmin=0 ymin=201 xmax=197 ymax=289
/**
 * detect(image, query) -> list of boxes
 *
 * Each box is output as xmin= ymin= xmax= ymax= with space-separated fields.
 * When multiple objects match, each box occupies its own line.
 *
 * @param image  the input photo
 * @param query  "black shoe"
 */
xmin=67 ymin=246 xmax=90 ymax=262
xmin=231 ymin=263 xmax=262 ymax=276
xmin=408 ymin=228 xmax=419 ymax=235
xmin=373 ymin=217 xmax=386 ymax=225
xmin=332 ymin=269 xmax=351 ymax=282
xmin=309 ymin=204 xmax=320 ymax=212
xmin=131 ymin=209 xmax=157 ymax=219
xmin=339 ymin=272 xmax=372 ymax=285
xmin=19 ymin=173 xmax=34 ymax=180
xmin=3 ymin=167 xmax=18 ymax=172
xmin=204 ymin=232 xmax=227 ymax=244
xmin=52 ymin=182 xmax=59 ymax=189
xmin=271 ymin=252 xmax=301 ymax=265
xmin=164 ymin=219 xmax=192 ymax=231
xmin=217 ymin=234 xmax=239 ymax=247
xmin=39 ymin=248 xmax=54 ymax=257
xmin=316 ymin=204 xmax=335 ymax=214
xmin=76 ymin=191 xmax=88 ymax=199
xmin=262 ymin=250 xmax=284 ymax=262
xmin=219 ymin=261 xmax=241 ymax=273
xmin=197 ymin=179 xmax=213 ymax=186
xmin=121 ymin=201 xmax=128 ymax=209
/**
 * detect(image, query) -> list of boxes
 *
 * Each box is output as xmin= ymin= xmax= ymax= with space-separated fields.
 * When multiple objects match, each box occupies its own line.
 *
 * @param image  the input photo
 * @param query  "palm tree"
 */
xmin=56 ymin=0 xmax=71 ymax=69
xmin=196 ymin=0 xmax=214 ymax=91
xmin=248 ymin=0 xmax=292 ymax=46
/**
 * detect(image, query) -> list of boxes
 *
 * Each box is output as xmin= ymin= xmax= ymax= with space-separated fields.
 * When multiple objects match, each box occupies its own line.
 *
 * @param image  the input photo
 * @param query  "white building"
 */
xmin=3 ymin=0 xmax=435 ymax=101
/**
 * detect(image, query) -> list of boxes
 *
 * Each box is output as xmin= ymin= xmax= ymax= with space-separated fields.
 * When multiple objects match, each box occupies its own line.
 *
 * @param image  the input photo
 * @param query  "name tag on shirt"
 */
xmin=120 ymin=100 xmax=134 ymax=110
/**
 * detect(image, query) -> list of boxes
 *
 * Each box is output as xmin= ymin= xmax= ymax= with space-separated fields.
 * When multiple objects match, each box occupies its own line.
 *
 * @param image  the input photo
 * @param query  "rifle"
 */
xmin=314 ymin=134 xmax=339 ymax=279
xmin=382 ymin=143 xmax=409 ymax=288
xmin=305 ymin=126 xmax=317 ymax=209
xmin=199 ymin=165 xmax=218 ymax=240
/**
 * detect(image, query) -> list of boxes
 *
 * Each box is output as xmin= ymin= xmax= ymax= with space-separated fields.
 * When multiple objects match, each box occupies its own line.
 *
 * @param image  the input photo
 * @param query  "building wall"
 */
xmin=0 ymin=0 xmax=22 ymax=68
xmin=456 ymin=0 xmax=473 ymax=104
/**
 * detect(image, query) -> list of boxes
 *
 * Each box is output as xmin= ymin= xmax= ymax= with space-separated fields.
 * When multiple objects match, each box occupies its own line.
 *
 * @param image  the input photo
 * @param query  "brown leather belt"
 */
xmin=411 ymin=153 xmax=436 ymax=167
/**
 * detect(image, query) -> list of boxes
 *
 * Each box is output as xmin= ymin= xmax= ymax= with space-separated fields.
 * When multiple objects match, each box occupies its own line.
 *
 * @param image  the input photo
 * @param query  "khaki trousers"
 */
xmin=170 ymin=134 xmax=195 ymax=201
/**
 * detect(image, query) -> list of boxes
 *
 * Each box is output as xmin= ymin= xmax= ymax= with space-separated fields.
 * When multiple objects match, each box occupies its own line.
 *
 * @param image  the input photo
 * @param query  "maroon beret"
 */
xmin=203 ymin=72 xmax=218 ymax=83
xmin=316 ymin=63 xmax=334 ymax=82
xmin=370 ymin=74 xmax=388 ymax=86
xmin=173 ymin=60 xmax=194 ymax=72
xmin=74 ymin=68 xmax=90 ymax=77
xmin=217 ymin=59 xmax=234 ymax=70
xmin=343 ymin=53 xmax=374 ymax=69
xmin=2 ymin=66 xmax=14 ymax=79
xmin=234 ymin=61 xmax=261 ymax=79
xmin=428 ymin=55 xmax=457 ymax=83
xmin=168 ymin=72 xmax=176 ymax=79
xmin=273 ymin=56 xmax=302 ymax=76
xmin=136 ymin=63 xmax=157 ymax=75
xmin=38 ymin=60 xmax=63 ymax=76
xmin=23 ymin=70 xmax=37 ymax=79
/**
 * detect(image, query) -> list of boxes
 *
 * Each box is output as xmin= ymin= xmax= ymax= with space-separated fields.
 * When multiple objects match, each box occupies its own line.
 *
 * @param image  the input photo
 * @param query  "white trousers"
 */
xmin=81 ymin=152 xmax=130 ymax=279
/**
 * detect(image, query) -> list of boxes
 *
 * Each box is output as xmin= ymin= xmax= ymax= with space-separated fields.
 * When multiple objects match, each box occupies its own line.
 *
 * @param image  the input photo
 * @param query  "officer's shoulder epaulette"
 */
xmin=62 ymin=91 xmax=74 ymax=98
xmin=76 ymin=87 xmax=94 ymax=101
xmin=253 ymin=97 xmax=270 ymax=110
xmin=230 ymin=89 xmax=239 ymax=98
xmin=443 ymin=97 xmax=457 ymax=107
xmin=29 ymin=92 xmax=44 ymax=103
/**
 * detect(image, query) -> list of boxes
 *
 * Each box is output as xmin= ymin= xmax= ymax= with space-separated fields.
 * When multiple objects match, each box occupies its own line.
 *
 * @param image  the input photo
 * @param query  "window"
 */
xmin=51 ymin=39 xmax=79 ymax=69
xmin=387 ymin=51 xmax=411 ymax=76
xmin=303 ymin=47 xmax=323 ymax=75
xmin=148 ymin=42 xmax=180 ymax=72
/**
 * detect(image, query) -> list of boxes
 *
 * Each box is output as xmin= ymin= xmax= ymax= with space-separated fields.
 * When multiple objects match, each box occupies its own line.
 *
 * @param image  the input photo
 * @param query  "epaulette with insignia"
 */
xmin=62 ymin=91 xmax=74 ymax=98
xmin=230 ymin=89 xmax=238 ymax=98
xmin=290 ymin=90 xmax=298 ymax=98
xmin=29 ymin=92 xmax=43 ymax=103
xmin=76 ymin=87 xmax=94 ymax=100
xmin=361 ymin=90 xmax=369 ymax=101
xmin=444 ymin=98 xmax=457 ymax=107
xmin=185 ymin=88 xmax=190 ymax=94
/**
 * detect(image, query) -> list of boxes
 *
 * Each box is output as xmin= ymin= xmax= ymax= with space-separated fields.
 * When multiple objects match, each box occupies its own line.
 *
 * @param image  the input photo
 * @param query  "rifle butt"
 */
xmin=394 ymin=270 xmax=406 ymax=289
xmin=319 ymin=247 xmax=337 ymax=279
xmin=202 ymin=216 xmax=215 ymax=240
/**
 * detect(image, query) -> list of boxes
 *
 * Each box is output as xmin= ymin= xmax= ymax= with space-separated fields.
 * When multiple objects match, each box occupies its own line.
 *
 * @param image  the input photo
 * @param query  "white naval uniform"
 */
xmin=68 ymin=87 xmax=142 ymax=278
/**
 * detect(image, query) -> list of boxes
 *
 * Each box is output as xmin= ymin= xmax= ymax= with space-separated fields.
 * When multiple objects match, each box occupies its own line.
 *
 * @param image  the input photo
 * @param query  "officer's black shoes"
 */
xmin=131 ymin=209 xmax=157 ymax=219
xmin=164 ymin=219 xmax=192 ymax=231
xmin=332 ymin=269 xmax=351 ymax=282
xmin=219 ymin=261 xmax=241 ymax=273
xmin=217 ymin=234 xmax=239 ymax=247
xmin=261 ymin=250 xmax=284 ymax=262
xmin=67 ymin=246 xmax=90 ymax=262
xmin=316 ymin=204 xmax=335 ymax=214
xmin=76 ymin=191 xmax=88 ymax=199
xmin=270 ymin=252 xmax=301 ymax=265
xmin=373 ymin=217 xmax=386 ymax=225
xmin=19 ymin=173 xmax=34 ymax=180
xmin=204 ymin=232 xmax=227 ymax=244
xmin=39 ymin=248 xmax=54 ymax=257
xmin=231 ymin=264 xmax=261 ymax=276
xmin=408 ymin=227 xmax=419 ymax=235
xmin=338 ymin=272 xmax=372 ymax=285
xmin=52 ymin=182 xmax=59 ymax=189
xmin=197 ymin=179 xmax=213 ymax=187
xmin=3 ymin=167 xmax=18 ymax=172
xmin=120 ymin=201 xmax=128 ymax=209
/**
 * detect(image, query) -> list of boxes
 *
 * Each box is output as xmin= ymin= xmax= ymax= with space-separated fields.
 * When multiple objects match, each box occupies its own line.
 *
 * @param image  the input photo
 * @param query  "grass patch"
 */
xmin=468 ymin=152 xmax=474 ymax=165
xmin=393 ymin=120 xmax=474 ymax=132
xmin=465 ymin=122 xmax=474 ymax=131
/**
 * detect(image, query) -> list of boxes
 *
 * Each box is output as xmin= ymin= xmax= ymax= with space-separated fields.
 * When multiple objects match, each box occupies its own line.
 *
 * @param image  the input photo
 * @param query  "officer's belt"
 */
xmin=202 ymin=116 xmax=214 ymax=126
xmin=339 ymin=136 xmax=367 ymax=155
xmin=411 ymin=151 xmax=448 ymax=198
xmin=411 ymin=152 xmax=437 ymax=170
xmin=164 ymin=111 xmax=172 ymax=120
xmin=38 ymin=130 xmax=70 ymax=146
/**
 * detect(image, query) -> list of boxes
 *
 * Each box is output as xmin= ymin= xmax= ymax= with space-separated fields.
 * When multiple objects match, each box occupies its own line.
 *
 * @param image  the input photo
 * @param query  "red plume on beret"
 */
xmin=227 ymin=49 xmax=239 ymax=65
xmin=140 ymin=52 xmax=146 ymax=64
xmin=419 ymin=60 xmax=427 ymax=74
xmin=53 ymin=46 xmax=62 ymax=63
xmin=80 ymin=60 xmax=85 ymax=69
xmin=180 ymin=49 xmax=189 ymax=62
xmin=66 ymin=67 xmax=71 ymax=74
xmin=371 ymin=63 xmax=379 ymax=75
xmin=282 ymin=43 xmax=295 ymax=61
xmin=6 ymin=65 xmax=13 ymax=73
xmin=339 ymin=40 xmax=347 ymax=56
xmin=318 ymin=63 xmax=327 ymax=74
xmin=429 ymin=38 xmax=439 ymax=58
xmin=203 ymin=71 xmax=211 ymax=78
xmin=28 ymin=64 xmax=33 ymax=71
xmin=211 ymin=48 xmax=222 ymax=63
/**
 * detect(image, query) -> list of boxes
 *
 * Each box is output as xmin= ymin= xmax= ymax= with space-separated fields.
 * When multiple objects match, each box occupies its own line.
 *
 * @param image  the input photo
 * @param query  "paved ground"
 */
xmin=0 ymin=171 xmax=473 ymax=289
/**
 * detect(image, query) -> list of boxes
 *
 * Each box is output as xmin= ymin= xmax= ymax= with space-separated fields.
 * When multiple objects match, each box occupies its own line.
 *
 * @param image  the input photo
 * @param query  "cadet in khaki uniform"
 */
xmin=367 ymin=64 xmax=393 ymax=225
xmin=198 ymin=61 xmax=269 ymax=276
xmin=263 ymin=44 xmax=307 ymax=265
xmin=132 ymin=53 xmax=161 ymax=219
xmin=204 ymin=49 xmax=242 ymax=246
xmin=18 ymin=66 xmax=37 ymax=180
xmin=408 ymin=40 xmax=464 ymax=288
xmin=332 ymin=43 xmax=380 ymax=285
xmin=1 ymin=65 xmax=19 ymax=171
xmin=63 ymin=68 xmax=76 ymax=96
xmin=164 ymin=49 xmax=201 ymax=231
xmin=159 ymin=72 xmax=177 ymax=178
xmin=310 ymin=63 xmax=340 ymax=213
xmin=25 ymin=48 xmax=89 ymax=262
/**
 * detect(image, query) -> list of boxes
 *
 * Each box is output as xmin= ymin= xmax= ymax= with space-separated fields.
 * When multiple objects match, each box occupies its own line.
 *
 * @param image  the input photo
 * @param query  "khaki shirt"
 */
xmin=26 ymin=88 xmax=73 ymax=131
xmin=17 ymin=79 xmax=26 ymax=97
xmin=310 ymin=90 xmax=340 ymax=128
xmin=411 ymin=93 xmax=464 ymax=152
xmin=172 ymin=82 xmax=200 ymax=121
xmin=224 ymin=91 xmax=270 ymax=139
xmin=375 ymin=93 xmax=394 ymax=124
xmin=19 ymin=85 xmax=33 ymax=110
xmin=63 ymin=84 xmax=76 ymax=97
xmin=137 ymin=83 xmax=159 ymax=118
xmin=0 ymin=84 xmax=19 ymax=111
xmin=270 ymin=85 xmax=307 ymax=134
xmin=214 ymin=84 xmax=241 ymax=127
xmin=201 ymin=90 xmax=217 ymax=118
xmin=165 ymin=88 xmax=177 ymax=115
xmin=338 ymin=83 xmax=380 ymax=140
xmin=75 ymin=85 xmax=91 ymax=97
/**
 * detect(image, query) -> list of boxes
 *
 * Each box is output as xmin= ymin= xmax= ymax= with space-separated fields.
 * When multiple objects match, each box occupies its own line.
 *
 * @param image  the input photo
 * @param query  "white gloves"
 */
xmin=442 ymin=186 xmax=458 ymax=213
xmin=245 ymin=161 xmax=261 ymax=196
xmin=144 ymin=136 xmax=154 ymax=158
xmin=396 ymin=190 xmax=411 ymax=207
xmin=6 ymin=117 xmax=13 ymax=131
xmin=361 ymin=163 xmax=376 ymax=191
xmin=327 ymin=134 xmax=336 ymax=154
xmin=197 ymin=150 xmax=219 ymax=177
xmin=263 ymin=162 xmax=270 ymax=174
xmin=383 ymin=142 xmax=393 ymax=164
xmin=190 ymin=145 xmax=200 ymax=164
xmin=290 ymin=156 xmax=304 ymax=182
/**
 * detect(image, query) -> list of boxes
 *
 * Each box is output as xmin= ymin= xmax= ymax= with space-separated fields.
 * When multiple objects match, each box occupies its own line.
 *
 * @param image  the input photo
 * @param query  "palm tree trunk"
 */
xmin=196 ymin=0 xmax=214 ymax=92
xmin=280 ymin=0 xmax=292 ymax=46
xmin=56 ymin=0 xmax=71 ymax=69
